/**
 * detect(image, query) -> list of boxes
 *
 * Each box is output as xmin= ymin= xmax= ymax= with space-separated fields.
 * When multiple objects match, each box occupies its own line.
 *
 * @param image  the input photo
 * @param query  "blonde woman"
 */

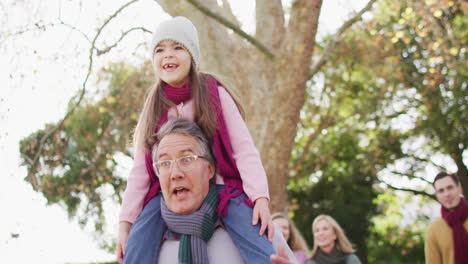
xmin=309 ymin=215 xmax=361 ymax=264
xmin=272 ymin=212 xmax=310 ymax=264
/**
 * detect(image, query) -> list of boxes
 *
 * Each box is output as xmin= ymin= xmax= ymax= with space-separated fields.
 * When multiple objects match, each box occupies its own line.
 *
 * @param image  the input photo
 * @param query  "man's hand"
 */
xmin=270 ymin=244 xmax=293 ymax=264
xmin=116 ymin=221 xmax=132 ymax=264
xmin=252 ymin=197 xmax=274 ymax=241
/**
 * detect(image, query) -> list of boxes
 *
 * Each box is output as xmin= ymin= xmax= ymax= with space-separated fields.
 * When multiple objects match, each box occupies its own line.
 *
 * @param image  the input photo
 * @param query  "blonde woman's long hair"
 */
xmin=272 ymin=212 xmax=310 ymax=255
xmin=133 ymin=60 xmax=244 ymax=151
xmin=310 ymin=214 xmax=355 ymax=258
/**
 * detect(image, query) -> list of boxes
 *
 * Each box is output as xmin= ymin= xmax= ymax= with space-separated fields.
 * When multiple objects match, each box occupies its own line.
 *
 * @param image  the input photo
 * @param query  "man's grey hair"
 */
xmin=151 ymin=118 xmax=216 ymax=168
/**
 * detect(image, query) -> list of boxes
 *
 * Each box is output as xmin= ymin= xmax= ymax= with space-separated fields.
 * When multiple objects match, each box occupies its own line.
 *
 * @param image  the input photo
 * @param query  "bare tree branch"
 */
xmin=220 ymin=0 xmax=241 ymax=28
xmin=388 ymin=170 xmax=432 ymax=184
xmin=3 ymin=22 xmax=55 ymax=38
xmin=96 ymin=26 xmax=151 ymax=56
xmin=384 ymin=108 xmax=414 ymax=119
xmin=309 ymin=0 xmax=377 ymax=79
xmin=58 ymin=21 xmax=93 ymax=44
xmin=291 ymin=113 xmax=335 ymax=171
xmin=255 ymin=0 xmax=285 ymax=49
xmin=184 ymin=0 xmax=273 ymax=58
xmin=284 ymin=0 xmax=321 ymax=63
xmin=405 ymin=153 xmax=448 ymax=171
xmin=25 ymin=0 xmax=140 ymax=190
xmin=377 ymin=177 xmax=435 ymax=200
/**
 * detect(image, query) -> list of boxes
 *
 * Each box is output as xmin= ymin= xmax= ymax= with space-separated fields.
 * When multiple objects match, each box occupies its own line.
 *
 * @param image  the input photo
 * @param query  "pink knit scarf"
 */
xmin=441 ymin=198 xmax=468 ymax=264
xmin=143 ymin=77 xmax=251 ymax=216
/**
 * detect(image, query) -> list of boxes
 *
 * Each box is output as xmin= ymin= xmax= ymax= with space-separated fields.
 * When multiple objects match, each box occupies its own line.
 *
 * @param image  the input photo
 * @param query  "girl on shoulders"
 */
xmin=116 ymin=16 xmax=274 ymax=264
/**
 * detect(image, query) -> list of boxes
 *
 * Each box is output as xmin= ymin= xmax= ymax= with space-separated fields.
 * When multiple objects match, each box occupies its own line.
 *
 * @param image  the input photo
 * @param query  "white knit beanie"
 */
xmin=150 ymin=16 xmax=200 ymax=67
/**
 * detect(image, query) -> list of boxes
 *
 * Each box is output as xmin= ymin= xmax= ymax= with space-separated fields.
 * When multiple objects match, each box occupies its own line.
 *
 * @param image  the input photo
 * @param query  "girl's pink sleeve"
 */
xmin=119 ymin=146 xmax=151 ymax=223
xmin=218 ymin=87 xmax=270 ymax=202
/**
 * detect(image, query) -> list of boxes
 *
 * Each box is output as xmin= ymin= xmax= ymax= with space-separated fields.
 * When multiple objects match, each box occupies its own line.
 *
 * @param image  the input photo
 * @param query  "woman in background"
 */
xmin=272 ymin=212 xmax=310 ymax=264
xmin=308 ymin=215 xmax=361 ymax=264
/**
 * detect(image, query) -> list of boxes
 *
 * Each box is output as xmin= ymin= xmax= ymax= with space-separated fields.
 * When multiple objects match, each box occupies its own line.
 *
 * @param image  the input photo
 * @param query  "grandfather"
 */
xmin=136 ymin=118 xmax=292 ymax=264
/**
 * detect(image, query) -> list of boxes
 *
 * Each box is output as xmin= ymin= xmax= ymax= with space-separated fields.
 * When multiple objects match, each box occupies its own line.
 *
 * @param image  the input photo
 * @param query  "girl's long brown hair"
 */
xmin=272 ymin=212 xmax=310 ymax=255
xmin=133 ymin=63 xmax=244 ymax=151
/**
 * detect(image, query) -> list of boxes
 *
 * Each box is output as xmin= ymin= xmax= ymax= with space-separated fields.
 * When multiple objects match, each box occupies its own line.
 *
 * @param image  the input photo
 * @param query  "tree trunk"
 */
xmin=452 ymin=147 xmax=468 ymax=198
xmin=157 ymin=0 xmax=323 ymax=211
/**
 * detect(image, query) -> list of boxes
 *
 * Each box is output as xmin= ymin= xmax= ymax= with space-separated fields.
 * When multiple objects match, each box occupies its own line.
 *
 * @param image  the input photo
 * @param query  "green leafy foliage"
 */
xmin=367 ymin=192 xmax=427 ymax=263
xmin=19 ymin=62 xmax=153 ymax=233
xmin=374 ymin=0 xmax=467 ymax=159
xmin=288 ymin=0 xmax=466 ymax=262
xmin=289 ymin=79 xmax=405 ymax=261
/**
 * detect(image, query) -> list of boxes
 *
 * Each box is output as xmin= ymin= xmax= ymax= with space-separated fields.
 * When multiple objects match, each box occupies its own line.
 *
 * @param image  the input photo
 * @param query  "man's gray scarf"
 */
xmin=161 ymin=183 xmax=219 ymax=264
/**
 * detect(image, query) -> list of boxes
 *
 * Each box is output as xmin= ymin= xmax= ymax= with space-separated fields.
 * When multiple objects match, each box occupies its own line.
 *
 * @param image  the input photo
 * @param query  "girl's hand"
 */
xmin=252 ymin=197 xmax=274 ymax=241
xmin=116 ymin=221 xmax=132 ymax=264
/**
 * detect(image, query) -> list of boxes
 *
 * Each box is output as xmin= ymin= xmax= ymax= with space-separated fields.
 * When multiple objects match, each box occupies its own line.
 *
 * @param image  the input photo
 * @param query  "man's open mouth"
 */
xmin=173 ymin=187 xmax=189 ymax=197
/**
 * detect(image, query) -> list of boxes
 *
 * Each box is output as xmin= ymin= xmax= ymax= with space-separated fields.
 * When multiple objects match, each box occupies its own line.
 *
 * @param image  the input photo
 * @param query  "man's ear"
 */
xmin=458 ymin=184 xmax=464 ymax=197
xmin=208 ymin=163 xmax=216 ymax=179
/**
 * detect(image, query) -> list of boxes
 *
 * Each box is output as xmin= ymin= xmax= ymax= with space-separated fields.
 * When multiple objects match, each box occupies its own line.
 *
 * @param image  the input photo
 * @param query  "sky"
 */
xmin=0 ymin=0 xmax=395 ymax=263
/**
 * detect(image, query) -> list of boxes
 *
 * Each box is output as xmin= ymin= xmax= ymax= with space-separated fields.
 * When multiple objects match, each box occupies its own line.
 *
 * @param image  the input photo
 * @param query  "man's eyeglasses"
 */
xmin=153 ymin=155 xmax=208 ymax=176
